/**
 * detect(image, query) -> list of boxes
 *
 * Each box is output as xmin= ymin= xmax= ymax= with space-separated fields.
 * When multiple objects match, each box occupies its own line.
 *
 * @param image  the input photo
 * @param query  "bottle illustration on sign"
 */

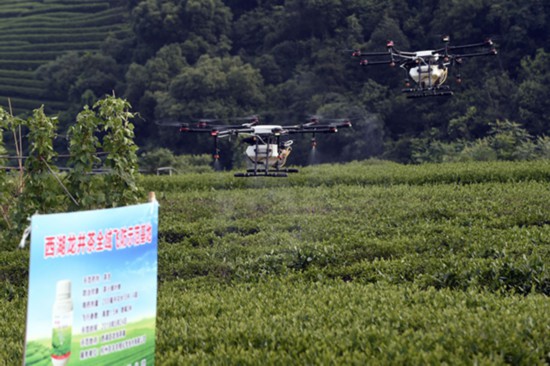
xmin=51 ymin=280 xmax=73 ymax=366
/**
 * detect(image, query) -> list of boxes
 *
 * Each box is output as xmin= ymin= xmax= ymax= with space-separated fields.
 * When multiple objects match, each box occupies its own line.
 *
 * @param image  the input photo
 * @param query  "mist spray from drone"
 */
xmin=308 ymin=134 xmax=318 ymax=165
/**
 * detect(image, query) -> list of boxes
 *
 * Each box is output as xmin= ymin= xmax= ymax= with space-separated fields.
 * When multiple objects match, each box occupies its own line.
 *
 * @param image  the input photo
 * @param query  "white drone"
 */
xmin=161 ymin=115 xmax=352 ymax=177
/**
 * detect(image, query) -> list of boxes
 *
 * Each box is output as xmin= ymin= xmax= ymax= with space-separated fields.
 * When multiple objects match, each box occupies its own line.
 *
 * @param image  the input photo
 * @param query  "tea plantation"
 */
xmin=0 ymin=0 xmax=128 ymax=114
xmin=1 ymin=160 xmax=549 ymax=364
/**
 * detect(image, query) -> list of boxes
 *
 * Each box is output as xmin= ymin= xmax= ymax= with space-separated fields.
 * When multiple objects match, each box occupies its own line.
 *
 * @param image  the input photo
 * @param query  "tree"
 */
xmin=131 ymin=0 xmax=185 ymax=47
xmin=166 ymin=55 xmax=265 ymax=117
xmin=96 ymin=96 xmax=143 ymax=207
xmin=131 ymin=0 xmax=233 ymax=62
xmin=16 ymin=0 xmax=550 ymax=164
xmin=13 ymin=107 xmax=62 ymax=236
xmin=518 ymin=49 xmax=550 ymax=135
xmin=183 ymin=0 xmax=232 ymax=45
xmin=487 ymin=119 xmax=535 ymax=160
xmin=124 ymin=43 xmax=188 ymax=113
xmin=67 ymin=106 xmax=102 ymax=210
xmin=36 ymin=52 xmax=121 ymax=106
xmin=0 ymin=108 xmax=10 ymax=233
xmin=486 ymin=1 xmax=548 ymax=70
xmin=0 ymin=98 xmax=145 ymax=243
xmin=430 ymin=0 xmax=491 ymax=42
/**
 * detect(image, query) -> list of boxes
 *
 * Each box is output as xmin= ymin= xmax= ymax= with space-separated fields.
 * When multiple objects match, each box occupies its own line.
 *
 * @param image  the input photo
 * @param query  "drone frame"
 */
xmin=352 ymin=36 xmax=497 ymax=98
xmin=168 ymin=116 xmax=351 ymax=177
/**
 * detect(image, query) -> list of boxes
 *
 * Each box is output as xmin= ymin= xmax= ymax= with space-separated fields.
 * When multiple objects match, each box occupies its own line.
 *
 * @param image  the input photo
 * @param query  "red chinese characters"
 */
xmin=43 ymin=223 xmax=154 ymax=259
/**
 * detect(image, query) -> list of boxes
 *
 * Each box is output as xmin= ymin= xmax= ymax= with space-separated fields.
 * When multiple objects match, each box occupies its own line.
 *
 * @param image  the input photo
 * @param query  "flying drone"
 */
xmin=160 ymin=115 xmax=352 ymax=177
xmin=351 ymin=35 xmax=497 ymax=98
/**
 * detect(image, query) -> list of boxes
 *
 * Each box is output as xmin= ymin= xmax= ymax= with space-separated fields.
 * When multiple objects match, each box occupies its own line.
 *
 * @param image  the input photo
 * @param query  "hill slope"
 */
xmin=0 ymin=0 xmax=129 ymax=115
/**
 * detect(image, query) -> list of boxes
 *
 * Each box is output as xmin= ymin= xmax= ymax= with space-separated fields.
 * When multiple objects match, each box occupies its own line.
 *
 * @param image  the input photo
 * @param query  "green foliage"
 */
xmin=411 ymin=138 xmax=464 ymax=164
xmin=2 ymin=1 xmax=550 ymax=163
xmin=16 ymin=106 xmax=62 ymax=223
xmin=155 ymin=280 xmax=549 ymax=365
xmin=96 ymin=95 xmax=143 ymax=207
xmin=1 ymin=106 xmax=64 ymax=242
xmin=0 ymin=107 xmax=9 ymax=235
xmin=139 ymin=147 xmax=176 ymax=174
xmin=130 ymin=0 xmax=232 ymax=61
xmin=2 ymin=160 xmax=550 ymax=363
xmin=487 ymin=119 xmax=535 ymax=160
xmin=165 ymin=55 xmax=265 ymax=118
xmin=0 ymin=1 xmax=128 ymax=115
xmin=35 ymin=51 xmax=120 ymax=105
xmin=172 ymin=154 xmax=212 ymax=173
xmin=142 ymin=160 xmax=550 ymax=191
xmin=0 ymin=108 xmax=24 ymax=242
xmin=411 ymin=119 xmax=548 ymax=163
xmin=66 ymin=106 xmax=103 ymax=210
xmin=139 ymin=148 xmax=212 ymax=174
xmin=0 ymin=97 xmax=145 ymax=244
xmin=535 ymin=135 xmax=550 ymax=159
xmin=447 ymin=106 xmax=478 ymax=140
xmin=0 ymin=96 xmax=67 ymax=115
xmin=518 ymin=49 xmax=550 ymax=135
xmin=457 ymin=139 xmax=498 ymax=162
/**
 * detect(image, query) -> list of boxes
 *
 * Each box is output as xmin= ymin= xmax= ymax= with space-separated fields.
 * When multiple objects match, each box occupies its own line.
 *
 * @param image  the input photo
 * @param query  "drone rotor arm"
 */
xmin=355 ymin=51 xmax=391 ymax=57
xmin=287 ymin=128 xmax=330 ymax=134
xmin=154 ymin=120 xmax=187 ymax=127
xmin=453 ymin=50 xmax=498 ymax=59
xmin=447 ymin=40 xmax=493 ymax=51
xmin=393 ymin=49 xmax=416 ymax=58
xmin=218 ymin=127 xmax=256 ymax=137
xmin=360 ymin=59 xmax=397 ymax=66
xmin=287 ymin=120 xmax=351 ymax=134
xmin=180 ymin=127 xmax=207 ymax=133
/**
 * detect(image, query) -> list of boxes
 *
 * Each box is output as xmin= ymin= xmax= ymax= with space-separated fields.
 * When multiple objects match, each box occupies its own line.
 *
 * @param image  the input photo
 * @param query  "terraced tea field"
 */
xmin=0 ymin=0 xmax=129 ymax=114
xmin=1 ymin=160 xmax=549 ymax=364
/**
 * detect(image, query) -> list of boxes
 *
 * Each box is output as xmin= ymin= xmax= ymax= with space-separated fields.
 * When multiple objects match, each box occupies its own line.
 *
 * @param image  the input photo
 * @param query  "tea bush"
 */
xmin=1 ymin=160 xmax=549 ymax=364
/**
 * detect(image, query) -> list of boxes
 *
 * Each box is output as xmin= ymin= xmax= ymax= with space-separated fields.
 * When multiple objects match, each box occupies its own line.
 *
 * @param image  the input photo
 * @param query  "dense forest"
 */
xmin=5 ymin=0 xmax=550 ymax=167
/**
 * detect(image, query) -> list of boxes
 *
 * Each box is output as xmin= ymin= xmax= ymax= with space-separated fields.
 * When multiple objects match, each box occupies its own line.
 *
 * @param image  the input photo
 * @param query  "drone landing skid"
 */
xmin=402 ymin=87 xmax=454 ymax=98
xmin=234 ymin=172 xmax=287 ymax=177
xmin=234 ymin=168 xmax=299 ymax=178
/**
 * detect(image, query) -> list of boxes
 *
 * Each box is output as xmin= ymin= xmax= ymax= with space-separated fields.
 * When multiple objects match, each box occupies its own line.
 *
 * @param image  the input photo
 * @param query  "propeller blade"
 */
xmin=154 ymin=120 xmax=187 ymax=127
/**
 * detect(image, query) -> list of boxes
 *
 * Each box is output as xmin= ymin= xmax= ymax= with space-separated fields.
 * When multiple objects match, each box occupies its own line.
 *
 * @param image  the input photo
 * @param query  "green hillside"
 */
xmin=1 ymin=160 xmax=549 ymax=363
xmin=0 ymin=1 xmax=548 ymax=164
xmin=0 ymin=0 xmax=129 ymax=115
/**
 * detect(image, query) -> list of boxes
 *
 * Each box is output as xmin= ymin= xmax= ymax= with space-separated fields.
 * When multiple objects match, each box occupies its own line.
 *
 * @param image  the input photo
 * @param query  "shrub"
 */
xmin=140 ymin=148 xmax=213 ymax=175
xmin=488 ymin=119 xmax=536 ymax=160
xmin=457 ymin=139 xmax=497 ymax=162
xmin=534 ymin=135 xmax=550 ymax=158
xmin=0 ymin=96 xmax=144 ymax=240
xmin=410 ymin=119 xmax=545 ymax=163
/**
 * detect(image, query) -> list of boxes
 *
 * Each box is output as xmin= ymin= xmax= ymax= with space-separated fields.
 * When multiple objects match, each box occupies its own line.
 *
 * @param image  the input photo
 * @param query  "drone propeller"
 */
xmin=285 ymin=116 xmax=352 ymax=134
xmin=190 ymin=118 xmax=225 ymax=128
xmin=155 ymin=120 xmax=200 ymax=133
xmin=154 ymin=120 xmax=187 ymax=127
xmin=227 ymin=115 xmax=261 ymax=127
xmin=305 ymin=114 xmax=351 ymax=125
xmin=306 ymin=114 xmax=321 ymax=124
xmin=326 ymin=118 xmax=352 ymax=125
